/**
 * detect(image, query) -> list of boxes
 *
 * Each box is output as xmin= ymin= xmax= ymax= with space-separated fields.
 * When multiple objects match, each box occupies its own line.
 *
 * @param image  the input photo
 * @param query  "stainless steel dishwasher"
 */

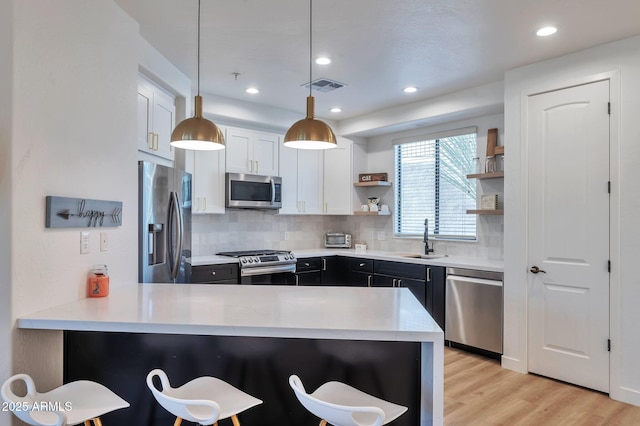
xmin=445 ymin=268 xmax=503 ymax=354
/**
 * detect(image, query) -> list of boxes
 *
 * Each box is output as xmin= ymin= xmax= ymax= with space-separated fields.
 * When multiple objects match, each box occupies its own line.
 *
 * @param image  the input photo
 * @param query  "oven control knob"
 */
xmin=241 ymin=258 xmax=247 ymax=264
xmin=253 ymin=257 xmax=260 ymax=263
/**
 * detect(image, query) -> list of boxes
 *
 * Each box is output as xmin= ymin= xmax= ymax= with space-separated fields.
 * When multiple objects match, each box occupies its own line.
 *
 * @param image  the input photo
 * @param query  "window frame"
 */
xmin=393 ymin=127 xmax=478 ymax=241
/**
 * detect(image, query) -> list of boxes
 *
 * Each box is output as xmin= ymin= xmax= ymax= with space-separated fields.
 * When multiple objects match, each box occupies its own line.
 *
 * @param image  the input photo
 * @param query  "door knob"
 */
xmin=530 ymin=266 xmax=546 ymax=274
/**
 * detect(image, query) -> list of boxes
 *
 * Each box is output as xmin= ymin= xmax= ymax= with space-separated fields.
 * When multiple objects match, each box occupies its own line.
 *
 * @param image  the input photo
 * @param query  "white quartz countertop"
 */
xmin=190 ymin=249 xmax=503 ymax=273
xmin=17 ymin=284 xmax=443 ymax=342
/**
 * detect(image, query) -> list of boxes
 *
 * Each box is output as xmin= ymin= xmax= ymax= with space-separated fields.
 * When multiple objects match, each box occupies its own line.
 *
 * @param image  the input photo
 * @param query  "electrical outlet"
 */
xmin=377 ymin=231 xmax=386 ymax=240
xmin=368 ymin=231 xmax=375 ymax=240
xmin=284 ymin=231 xmax=290 ymax=241
xmin=100 ymin=232 xmax=108 ymax=251
xmin=80 ymin=232 xmax=90 ymax=254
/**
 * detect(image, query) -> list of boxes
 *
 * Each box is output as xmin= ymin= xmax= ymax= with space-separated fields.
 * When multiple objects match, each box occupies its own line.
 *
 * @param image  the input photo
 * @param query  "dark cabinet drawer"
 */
xmin=191 ymin=264 xmax=239 ymax=284
xmin=296 ymin=257 xmax=322 ymax=273
xmin=350 ymin=258 xmax=373 ymax=273
xmin=374 ymin=260 xmax=426 ymax=280
xmin=350 ymin=271 xmax=373 ymax=287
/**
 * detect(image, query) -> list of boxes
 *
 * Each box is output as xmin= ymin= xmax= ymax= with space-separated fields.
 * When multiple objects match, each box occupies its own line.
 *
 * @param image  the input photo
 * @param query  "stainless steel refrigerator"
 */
xmin=138 ymin=161 xmax=192 ymax=283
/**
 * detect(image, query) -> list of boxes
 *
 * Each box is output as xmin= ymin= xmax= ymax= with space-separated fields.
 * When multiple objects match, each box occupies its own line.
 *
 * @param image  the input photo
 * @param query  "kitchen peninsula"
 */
xmin=18 ymin=284 xmax=443 ymax=426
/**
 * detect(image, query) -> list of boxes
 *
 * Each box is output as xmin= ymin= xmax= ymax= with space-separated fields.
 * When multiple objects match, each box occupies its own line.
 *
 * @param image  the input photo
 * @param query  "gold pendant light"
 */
xmin=171 ymin=0 xmax=225 ymax=151
xmin=284 ymin=0 xmax=337 ymax=150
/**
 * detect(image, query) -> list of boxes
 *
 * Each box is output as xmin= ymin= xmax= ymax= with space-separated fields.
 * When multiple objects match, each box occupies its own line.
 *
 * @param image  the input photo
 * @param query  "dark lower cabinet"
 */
xmin=295 ymin=257 xmax=322 ymax=286
xmin=425 ymin=265 xmax=446 ymax=330
xmin=64 ymin=332 xmax=421 ymax=426
xmin=320 ymin=256 xmax=349 ymax=286
xmin=349 ymin=258 xmax=374 ymax=287
xmin=191 ymin=263 xmax=239 ymax=284
xmin=373 ymin=261 xmax=427 ymax=307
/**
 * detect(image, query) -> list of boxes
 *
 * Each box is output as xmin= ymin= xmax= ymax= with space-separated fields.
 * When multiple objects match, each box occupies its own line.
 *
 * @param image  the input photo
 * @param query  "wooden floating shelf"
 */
xmin=353 ymin=211 xmax=392 ymax=216
xmin=466 ymin=209 xmax=504 ymax=215
xmin=466 ymin=172 xmax=504 ymax=179
xmin=354 ymin=181 xmax=392 ymax=187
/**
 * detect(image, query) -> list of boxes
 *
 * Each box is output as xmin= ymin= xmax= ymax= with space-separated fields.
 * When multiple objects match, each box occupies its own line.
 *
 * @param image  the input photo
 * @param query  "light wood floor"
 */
xmin=444 ymin=347 xmax=640 ymax=425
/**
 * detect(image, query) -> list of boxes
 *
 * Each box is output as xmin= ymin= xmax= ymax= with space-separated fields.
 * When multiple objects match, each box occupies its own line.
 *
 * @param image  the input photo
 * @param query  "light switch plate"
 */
xmin=80 ymin=232 xmax=90 ymax=254
xmin=100 ymin=232 xmax=108 ymax=251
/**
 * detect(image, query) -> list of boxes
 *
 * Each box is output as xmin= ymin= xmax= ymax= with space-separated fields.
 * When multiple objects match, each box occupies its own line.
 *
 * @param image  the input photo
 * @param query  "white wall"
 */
xmin=0 ymin=1 xmax=13 ymax=424
xmin=504 ymin=35 xmax=640 ymax=405
xmin=364 ymin=114 xmax=505 ymax=259
xmin=9 ymin=0 xmax=140 ymax=405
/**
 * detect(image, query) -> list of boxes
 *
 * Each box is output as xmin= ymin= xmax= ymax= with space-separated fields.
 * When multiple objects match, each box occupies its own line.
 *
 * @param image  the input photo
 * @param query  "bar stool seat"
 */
xmin=289 ymin=374 xmax=407 ymax=426
xmin=146 ymin=369 xmax=262 ymax=426
xmin=1 ymin=373 xmax=129 ymax=426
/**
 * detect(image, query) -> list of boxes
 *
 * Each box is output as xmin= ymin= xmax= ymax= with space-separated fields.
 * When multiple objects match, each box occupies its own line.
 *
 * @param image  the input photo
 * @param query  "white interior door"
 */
xmin=527 ymin=79 xmax=610 ymax=392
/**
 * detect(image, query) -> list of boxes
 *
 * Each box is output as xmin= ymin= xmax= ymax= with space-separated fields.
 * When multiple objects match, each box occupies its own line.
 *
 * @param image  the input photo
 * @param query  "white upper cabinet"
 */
xmin=279 ymin=144 xmax=299 ymax=214
xmin=137 ymin=75 xmax=176 ymax=162
xmin=298 ymin=150 xmax=324 ymax=214
xmin=192 ymin=145 xmax=226 ymax=215
xmin=226 ymin=127 xmax=279 ymax=175
xmin=323 ymin=138 xmax=353 ymax=215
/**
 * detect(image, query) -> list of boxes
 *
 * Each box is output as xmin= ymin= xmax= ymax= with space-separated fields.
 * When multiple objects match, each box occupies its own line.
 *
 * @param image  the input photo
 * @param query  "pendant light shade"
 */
xmin=284 ymin=0 xmax=337 ymax=150
xmin=170 ymin=0 xmax=225 ymax=151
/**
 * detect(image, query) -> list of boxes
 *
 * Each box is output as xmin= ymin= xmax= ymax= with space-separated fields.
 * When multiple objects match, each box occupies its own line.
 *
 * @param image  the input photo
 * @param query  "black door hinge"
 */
xmin=608 ymin=181 xmax=611 ymax=193
xmin=608 ymin=260 xmax=611 ymax=272
xmin=608 ymin=339 xmax=611 ymax=352
xmin=608 ymin=102 xmax=611 ymax=115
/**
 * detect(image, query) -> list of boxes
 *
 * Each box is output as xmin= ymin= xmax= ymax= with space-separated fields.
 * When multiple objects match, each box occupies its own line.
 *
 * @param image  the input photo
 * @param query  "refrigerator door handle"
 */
xmin=168 ymin=191 xmax=184 ymax=280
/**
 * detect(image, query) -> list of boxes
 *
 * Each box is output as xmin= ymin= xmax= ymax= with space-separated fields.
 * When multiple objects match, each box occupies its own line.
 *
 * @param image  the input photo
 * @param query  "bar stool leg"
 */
xmin=231 ymin=414 xmax=241 ymax=426
xmin=84 ymin=422 xmax=92 ymax=426
xmin=319 ymin=420 xmax=327 ymax=426
xmin=93 ymin=418 xmax=103 ymax=426
xmin=174 ymin=417 xmax=183 ymax=426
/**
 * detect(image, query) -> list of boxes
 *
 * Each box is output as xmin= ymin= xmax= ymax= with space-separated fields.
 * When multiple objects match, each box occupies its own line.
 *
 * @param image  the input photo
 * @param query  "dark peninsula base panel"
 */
xmin=64 ymin=332 xmax=421 ymax=425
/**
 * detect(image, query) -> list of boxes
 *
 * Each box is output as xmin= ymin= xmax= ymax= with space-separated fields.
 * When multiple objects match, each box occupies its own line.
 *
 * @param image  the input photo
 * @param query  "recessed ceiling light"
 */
xmin=403 ymin=86 xmax=418 ymax=93
xmin=536 ymin=26 xmax=557 ymax=37
xmin=245 ymin=87 xmax=259 ymax=94
xmin=330 ymin=107 xmax=342 ymax=113
xmin=315 ymin=57 xmax=331 ymax=65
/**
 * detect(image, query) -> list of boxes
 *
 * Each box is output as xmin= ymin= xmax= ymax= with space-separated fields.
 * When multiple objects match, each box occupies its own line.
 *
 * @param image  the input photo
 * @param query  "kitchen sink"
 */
xmin=398 ymin=253 xmax=448 ymax=260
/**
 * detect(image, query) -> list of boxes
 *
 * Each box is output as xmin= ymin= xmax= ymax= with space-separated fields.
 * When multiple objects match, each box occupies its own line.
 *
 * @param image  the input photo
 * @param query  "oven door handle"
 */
xmin=240 ymin=263 xmax=296 ymax=277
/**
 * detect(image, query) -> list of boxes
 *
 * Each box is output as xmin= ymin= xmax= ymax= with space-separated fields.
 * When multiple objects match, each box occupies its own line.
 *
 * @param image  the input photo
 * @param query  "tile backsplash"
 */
xmin=192 ymin=211 xmax=503 ymax=260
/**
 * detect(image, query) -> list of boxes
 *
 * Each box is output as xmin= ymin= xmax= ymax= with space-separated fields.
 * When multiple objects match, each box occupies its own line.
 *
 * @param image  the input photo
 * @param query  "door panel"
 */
xmin=527 ymin=79 xmax=610 ymax=392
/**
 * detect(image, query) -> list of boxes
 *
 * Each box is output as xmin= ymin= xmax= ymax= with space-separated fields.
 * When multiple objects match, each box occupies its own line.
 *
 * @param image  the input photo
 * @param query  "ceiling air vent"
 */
xmin=303 ymin=78 xmax=347 ymax=93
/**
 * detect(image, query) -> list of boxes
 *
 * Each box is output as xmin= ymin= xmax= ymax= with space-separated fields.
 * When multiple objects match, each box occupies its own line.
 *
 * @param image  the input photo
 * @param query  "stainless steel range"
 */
xmin=216 ymin=250 xmax=297 ymax=285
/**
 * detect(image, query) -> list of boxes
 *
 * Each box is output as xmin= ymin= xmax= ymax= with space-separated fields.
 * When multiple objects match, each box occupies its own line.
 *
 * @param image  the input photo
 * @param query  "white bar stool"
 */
xmin=146 ymin=369 xmax=262 ymax=426
xmin=1 ymin=373 xmax=129 ymax=426
xmin=289 ymin=374 xmax=407 ymax=426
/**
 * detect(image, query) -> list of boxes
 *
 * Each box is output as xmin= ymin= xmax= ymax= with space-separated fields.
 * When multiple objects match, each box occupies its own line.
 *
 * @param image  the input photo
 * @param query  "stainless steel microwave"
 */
xmin=225 ymin=173 xmax=282 ymax=210
xmin=325 ymin=233 xmax=352 ymax=248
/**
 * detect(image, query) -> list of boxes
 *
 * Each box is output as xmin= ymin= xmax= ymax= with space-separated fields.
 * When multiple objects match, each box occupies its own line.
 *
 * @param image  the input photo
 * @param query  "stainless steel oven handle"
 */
xmin=240 ymin=263 xmax=296 ymax=277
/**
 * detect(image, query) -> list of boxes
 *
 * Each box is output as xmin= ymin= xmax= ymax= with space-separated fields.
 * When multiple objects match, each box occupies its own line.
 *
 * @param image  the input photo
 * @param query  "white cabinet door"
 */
xmin=323 ymin=138 xmax=352 ymax=215
xmin=193 ymin=149 xmax=226 ymax=214
xmin=279 ymin=145 xmax=299 ymax=214
xmin=225 ymin=127 xmax=253 ymax=174
xmin=253 ymin=132 xmax=279 ymax=176
xmin=297 ymin=150 xmax=324 ymax=214
xmin=225 ymin=127 xmax=279 ymax=175
xmin=137 ymin=76 xmax=175 ymax=162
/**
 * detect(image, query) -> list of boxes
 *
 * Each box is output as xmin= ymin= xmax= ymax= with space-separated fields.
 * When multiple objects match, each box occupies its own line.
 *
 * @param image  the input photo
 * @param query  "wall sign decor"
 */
xmin=45 ymin=196 xmax=122 ymax=228
xmin=480 ymin=194 xmax=499 ymax=210
xmin=358 ymin=172 xmax=388 ymax=182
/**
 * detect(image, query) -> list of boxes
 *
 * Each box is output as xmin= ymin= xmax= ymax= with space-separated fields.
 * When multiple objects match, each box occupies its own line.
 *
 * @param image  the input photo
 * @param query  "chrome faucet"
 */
xmin=423 ymin=218 xmax=434 ymax=255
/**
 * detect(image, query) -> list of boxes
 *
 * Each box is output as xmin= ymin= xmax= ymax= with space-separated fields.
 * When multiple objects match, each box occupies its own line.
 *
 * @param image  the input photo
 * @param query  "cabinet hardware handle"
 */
xmin=427 ymin=267 xmax=431 ymax=282
xmin=203 ymin=198 xmax=206 ymax=211
xmin=153 ymin=133 xmax=159 ymax=150
xmin=392 ymin=278 xmax=397 ymax=287
xmin=322 ymin=258 xmax=326 ymax=271
xmin=398 ymin=279 xmax=402 ymax=287
xmin=304 ymin=262 xmax=310 ymax=267
xmin=295 ymin=275 xmax=299 ymax=286
xmin=359 ymin=263 xmax=365 ymax=267
xmin=250 ymin=160 xmax=254 ymax=172
xmin=530 ymin=266 xmax=546 ymax=274
xmin=256 ymin=160 xmax=259 ymax=173
xmin=148 ymin=132 xmax=154 ymax=150
xmin=211 ymin=271 xmax=216 ymax=275
xmin=367 ymin=275 xmax=372 ymax=287
xmin=325 ymin=202 xmax=328 ymax=213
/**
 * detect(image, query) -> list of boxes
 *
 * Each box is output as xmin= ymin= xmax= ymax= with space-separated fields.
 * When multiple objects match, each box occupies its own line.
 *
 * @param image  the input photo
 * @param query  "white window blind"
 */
xmin=394 ymin=131 xmax=477 ymax=240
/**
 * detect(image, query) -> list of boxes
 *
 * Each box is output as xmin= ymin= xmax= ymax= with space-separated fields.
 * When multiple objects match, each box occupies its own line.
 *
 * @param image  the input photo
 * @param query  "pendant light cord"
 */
xmin=309 ymin=0 xmax=313 ymax=98
xmin=197 ymin=0 xmax=201 ymax=97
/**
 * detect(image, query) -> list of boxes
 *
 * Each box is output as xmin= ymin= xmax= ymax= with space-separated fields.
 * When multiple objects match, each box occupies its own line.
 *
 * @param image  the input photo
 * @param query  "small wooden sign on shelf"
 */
xmin=359 ymin=172 xmax=388 ymax=183
xmin=480 ymin=194 xmax=499 ymax=210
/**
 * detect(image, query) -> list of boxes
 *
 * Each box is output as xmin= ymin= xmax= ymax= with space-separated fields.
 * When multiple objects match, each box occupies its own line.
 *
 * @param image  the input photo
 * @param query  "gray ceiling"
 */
xmin=115 ymin=0 xmax=640 ymax=124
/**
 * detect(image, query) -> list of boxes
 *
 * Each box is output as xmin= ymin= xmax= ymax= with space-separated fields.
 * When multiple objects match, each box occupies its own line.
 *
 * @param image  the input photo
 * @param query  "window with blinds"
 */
xmin=394 ymin=129 xmax=477 ymax=240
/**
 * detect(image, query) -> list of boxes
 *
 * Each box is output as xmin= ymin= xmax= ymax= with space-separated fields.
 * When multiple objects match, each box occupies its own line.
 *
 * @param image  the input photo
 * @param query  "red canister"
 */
xmin=87 ymin=264 xmax=109 ymax=297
